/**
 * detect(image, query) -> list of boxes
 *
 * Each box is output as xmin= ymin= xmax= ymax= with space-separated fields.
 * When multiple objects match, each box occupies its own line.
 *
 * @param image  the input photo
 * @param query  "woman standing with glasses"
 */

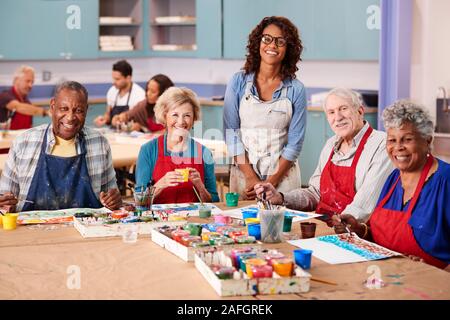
xmin=224 ymin=16 xmax=307 ymax=200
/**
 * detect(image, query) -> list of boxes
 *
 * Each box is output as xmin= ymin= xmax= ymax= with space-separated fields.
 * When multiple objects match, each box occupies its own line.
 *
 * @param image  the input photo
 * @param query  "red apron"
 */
xmin=147 ymin=116 xmax=165 ymax=132
xmin=316 ymin=126 xmax=373 ymax=219
xmin=152 ymin=135 xmax=205 ymax=204
xmin=10 ymin=87 xmax=32 ymax=130
xmin=370 ymin=155 xmax=447 ymax=269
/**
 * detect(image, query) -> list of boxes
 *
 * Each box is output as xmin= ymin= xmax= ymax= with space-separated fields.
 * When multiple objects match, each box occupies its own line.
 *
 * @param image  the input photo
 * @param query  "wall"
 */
xmin=410 ymin=0 xmax=450 ymax=121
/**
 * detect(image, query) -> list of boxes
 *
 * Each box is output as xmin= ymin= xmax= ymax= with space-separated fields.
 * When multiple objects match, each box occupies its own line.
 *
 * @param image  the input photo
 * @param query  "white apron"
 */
xmin=229 ymin=81 xmax=301 ymax=199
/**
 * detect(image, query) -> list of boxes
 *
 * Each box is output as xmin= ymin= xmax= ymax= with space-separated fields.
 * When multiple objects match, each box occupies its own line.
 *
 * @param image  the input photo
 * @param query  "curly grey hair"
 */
xmin=322 ymin=87 xmax=365 ymax=111
xmin=382 ymin=100 xmax=434 ymax=139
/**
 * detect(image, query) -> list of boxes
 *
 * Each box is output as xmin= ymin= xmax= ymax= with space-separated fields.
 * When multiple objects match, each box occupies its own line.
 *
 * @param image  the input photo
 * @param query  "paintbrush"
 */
xmin=192 ymin=186 xmax=203 ymax=205
xmin=311 ymin=277 xmax=338 ymax=286
xmin=0 ymin=193 xmax=34 ymax=204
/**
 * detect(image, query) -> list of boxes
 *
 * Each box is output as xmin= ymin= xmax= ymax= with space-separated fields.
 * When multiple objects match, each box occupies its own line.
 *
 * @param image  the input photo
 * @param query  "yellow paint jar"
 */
xmin=272 ymin=258 xmax=294 ymax=277
xmin=175 ymin=168 xmax=189 ymax=182
xmin=2 ymin=213 xmax=19 ymax=230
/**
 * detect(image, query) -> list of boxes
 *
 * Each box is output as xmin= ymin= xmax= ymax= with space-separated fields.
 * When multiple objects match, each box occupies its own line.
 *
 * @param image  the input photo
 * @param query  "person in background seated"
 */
xmin=335 ymin=101 xmax=449 ymax=269
xmin=111 ymin=74 xmax=174 ymax=133
xmin=0 ymin=65 xmax=49 ymax=130
xmin=0 ymin=81 xmax=122 ymax=212
xmin=94 ymin=60 xmax=145 ymax=127
xmin=255 ymin=88 xmax=393 ymax=225
xmin=224 ymin=16 xmax=307 ymax=200
xmin=136 ymin=87 xmax=219 ymax=203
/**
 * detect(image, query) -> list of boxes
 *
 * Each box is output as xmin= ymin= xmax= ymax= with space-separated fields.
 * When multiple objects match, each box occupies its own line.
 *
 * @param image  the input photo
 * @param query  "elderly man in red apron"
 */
xmin=255 ymin=88 xmax=393 ymax=227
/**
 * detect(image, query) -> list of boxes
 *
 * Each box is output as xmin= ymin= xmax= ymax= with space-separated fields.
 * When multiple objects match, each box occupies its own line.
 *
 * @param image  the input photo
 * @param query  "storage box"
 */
xmin=151 ymin=228 xmax=259 ymax=262
xmin=194 ymin=249 xmax=311 ymax=297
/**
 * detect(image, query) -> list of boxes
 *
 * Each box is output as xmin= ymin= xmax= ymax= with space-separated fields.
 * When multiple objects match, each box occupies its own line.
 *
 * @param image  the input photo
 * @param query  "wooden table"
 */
xmin=1 ymin=201 xmax=449 ymax=300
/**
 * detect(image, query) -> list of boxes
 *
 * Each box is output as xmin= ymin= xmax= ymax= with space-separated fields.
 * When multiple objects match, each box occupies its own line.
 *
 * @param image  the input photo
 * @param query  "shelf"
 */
xmin=153 ymin=15 xmax=196 ymax=25
xmin=151 ymin=44 xmax=197 ymax=51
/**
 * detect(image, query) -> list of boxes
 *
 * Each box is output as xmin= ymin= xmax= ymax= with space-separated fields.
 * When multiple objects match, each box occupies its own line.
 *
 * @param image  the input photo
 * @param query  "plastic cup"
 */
xmin=122 ymin=224 xmax=139 ymax=243
xmin=259 ymin=208 xmax=284 ymax=243
xmin=2 ymin=213 xmax=18 ymax=230
xmin=300 ymin=222 xmax=317 ymax=239
xmin=283 ymin=215 xmax=293 ymax=232
xmin=198 ymin=205 xmax=212 ymax=218
xmin=242 ymin=209 xmax=257 ymax=225
xmin=247 ymin=223 xmax=261 ymax=240
xmin=225 ymin=192 xmax=239 ymax=207
xmin=294 ymin=249 xmax=313 ymax=269
xmin=175 ymin=168 xmax=189 ymax=182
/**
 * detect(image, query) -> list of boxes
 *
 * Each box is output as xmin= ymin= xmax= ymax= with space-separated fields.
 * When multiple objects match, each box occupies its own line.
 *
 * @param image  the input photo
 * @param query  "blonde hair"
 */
xmin=154 ymin=87 xmax=201 ymax=125
xmin=13 ymin=65 xmax=35 ymax=80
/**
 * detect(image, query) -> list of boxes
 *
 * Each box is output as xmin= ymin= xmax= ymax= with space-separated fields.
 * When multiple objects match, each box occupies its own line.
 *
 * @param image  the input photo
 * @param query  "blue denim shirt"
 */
xmin=223 ymin=71 xmax=307 ymax=161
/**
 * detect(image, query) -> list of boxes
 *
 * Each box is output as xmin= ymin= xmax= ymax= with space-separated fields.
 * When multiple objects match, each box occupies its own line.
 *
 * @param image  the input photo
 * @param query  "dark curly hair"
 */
xmin=243 ymin=16 xmax=303 ymax=80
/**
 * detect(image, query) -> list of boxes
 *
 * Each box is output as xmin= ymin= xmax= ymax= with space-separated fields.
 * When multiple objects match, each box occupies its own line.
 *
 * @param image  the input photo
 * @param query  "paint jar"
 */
xmin=225 ymin=192 xmax=239 ymax=207
xmin=214 ymin=237 xmax=235 ymax=246
xmin=227 ymin=230 xmax=245 ymax=240
xmin=171 ymin=229 xmax=190 ymax=242
xmin=259 ymin=208 xmax=285 ymax=243
xmin=214 ymin=214 xmax=232 ymax=225
xmin=201 ymin=232 xmax=221 ymax=242
xmin=198 ymin=205 xmax=212 ymax=218
xmin=264 ymin=250 xmax=286 ymax=266
xmin=215 ymin=266 xmax=235 ymax=280
xmin=251 ymin=264 xmax=273 ymax=279
xmin=293 ymin=249 xmax=313 ymax=270
xmin=244 ymin=258 xmax=267 ymax=278
xmin=300 ymin=222 xmax=317 ymax=239
xmin=242 ymin=209 xmax=258 ymax=225
xmin=2 ymin=213 xmax=18 ymax=230
xmin=175 ymin=168 xmax=189 ymax=182
xmin=230 ymin=248 xmax=253 ymax=268
xmin=237 ymin=252 xmax=257 ymax=272
xmin=283 ymin=214 xmax=294 ymax=232
xmin=247 ymin=223 xmax=261 ymax=240
xmin=0 ymin=214 xmax=2 ymax=226
xmin=272 ymin=258 xmax=294 ymax=277
xmin=235 ymin=235 xmax=256 ymax=244
xmin=183 ymin=223 xmax=203 ymax=236
xmin=122 ymin=224 xmax=139 ymax=243
xmin=180 ymin=235 xmax=202 ymax=247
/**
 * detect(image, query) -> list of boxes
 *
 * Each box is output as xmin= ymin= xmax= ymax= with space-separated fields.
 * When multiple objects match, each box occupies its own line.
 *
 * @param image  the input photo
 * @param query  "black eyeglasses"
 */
xmin=261 ymin=34 xmax=287 ymax=47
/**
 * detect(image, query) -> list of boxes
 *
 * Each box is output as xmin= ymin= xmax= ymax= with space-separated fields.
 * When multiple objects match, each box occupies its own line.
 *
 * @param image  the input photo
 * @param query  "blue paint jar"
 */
xmin=247 ymin=223 xmax=261 ymax=240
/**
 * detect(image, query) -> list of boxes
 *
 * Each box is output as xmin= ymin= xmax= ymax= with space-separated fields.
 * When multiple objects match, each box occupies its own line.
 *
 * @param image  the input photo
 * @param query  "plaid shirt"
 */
xmin=0 ymin=124 xmax=117 ymax=211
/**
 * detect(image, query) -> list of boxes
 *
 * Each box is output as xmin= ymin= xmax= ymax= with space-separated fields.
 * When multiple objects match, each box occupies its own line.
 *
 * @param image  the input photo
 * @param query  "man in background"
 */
xmin=94 ymin=60 xmax=145 ymax=127
xmin=0 ymin=65 xmax=48 ymax=130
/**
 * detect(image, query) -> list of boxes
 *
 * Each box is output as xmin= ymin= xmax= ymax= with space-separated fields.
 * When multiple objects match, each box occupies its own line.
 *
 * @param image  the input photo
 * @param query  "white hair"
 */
xmin=13 ymin=65 xmax=35 ymax=80
xmin=322 ymin=87 xmax=365 ymax=111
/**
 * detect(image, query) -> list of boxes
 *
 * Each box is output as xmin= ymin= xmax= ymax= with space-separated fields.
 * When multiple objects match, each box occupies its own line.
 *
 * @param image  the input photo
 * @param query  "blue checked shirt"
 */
xmin=0 ymin=125 xmax=118 ymax=211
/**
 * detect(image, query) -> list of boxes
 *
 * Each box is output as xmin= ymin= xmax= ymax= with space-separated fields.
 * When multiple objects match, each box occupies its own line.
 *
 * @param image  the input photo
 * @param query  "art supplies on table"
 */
xmin=149 ymin=202 xmax=222 ymax=219
xmin=151 ymin=222 xmax=259 ymax=262
xmin=73 ymin=209 xmax=185 ymax=238
xmin=288 ymin=234 xmax=402 ymax=264
xmin=17 ymin=207 xmax=111 ymax=225
xmin=194 ymin=247 xmax=311 ymax=297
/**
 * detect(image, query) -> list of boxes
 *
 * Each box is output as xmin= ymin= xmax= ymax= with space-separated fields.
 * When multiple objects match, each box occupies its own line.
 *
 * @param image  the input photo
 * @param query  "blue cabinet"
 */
xmin=0 ymin=0 xmax=98 ymax=60
xmin=223 ymin=0 xmax=380 ymax=60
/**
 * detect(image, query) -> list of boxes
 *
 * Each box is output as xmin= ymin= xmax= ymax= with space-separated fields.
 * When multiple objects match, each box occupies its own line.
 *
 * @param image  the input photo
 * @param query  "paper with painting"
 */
xmin=288 ymin=234 xmax=402 ymax=264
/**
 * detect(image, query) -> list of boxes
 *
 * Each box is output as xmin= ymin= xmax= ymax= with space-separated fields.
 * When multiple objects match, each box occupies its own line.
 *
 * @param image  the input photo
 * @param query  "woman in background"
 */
xmin=111 ymin=74 xmax=173 ymax=133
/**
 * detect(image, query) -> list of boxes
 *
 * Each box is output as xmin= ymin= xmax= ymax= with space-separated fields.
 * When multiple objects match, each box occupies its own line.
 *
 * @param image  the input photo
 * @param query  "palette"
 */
xmin=149 ymin=203 xmax=222 ymax=220
xmin=221 ymin=205 xmax=322 ymax=222
xmin=17 ymin=207 xmax=111 ymax=225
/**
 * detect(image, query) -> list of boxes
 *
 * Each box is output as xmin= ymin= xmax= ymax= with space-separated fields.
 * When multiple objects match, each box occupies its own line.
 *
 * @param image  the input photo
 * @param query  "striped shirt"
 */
xmin=284 ymin=122 xmax=394 ymax=222
xmin=0 ymin=124 xmax=118 ymax=211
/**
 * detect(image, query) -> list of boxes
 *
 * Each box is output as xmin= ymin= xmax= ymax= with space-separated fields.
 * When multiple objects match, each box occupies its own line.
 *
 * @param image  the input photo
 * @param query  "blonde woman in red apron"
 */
xmin=335 ymin=101 xmax=449 ymax=269
xmin=224 ymin=16 xmax=307 ymax=200
xmin=255 ymin=88 xmax=393 ymax=225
